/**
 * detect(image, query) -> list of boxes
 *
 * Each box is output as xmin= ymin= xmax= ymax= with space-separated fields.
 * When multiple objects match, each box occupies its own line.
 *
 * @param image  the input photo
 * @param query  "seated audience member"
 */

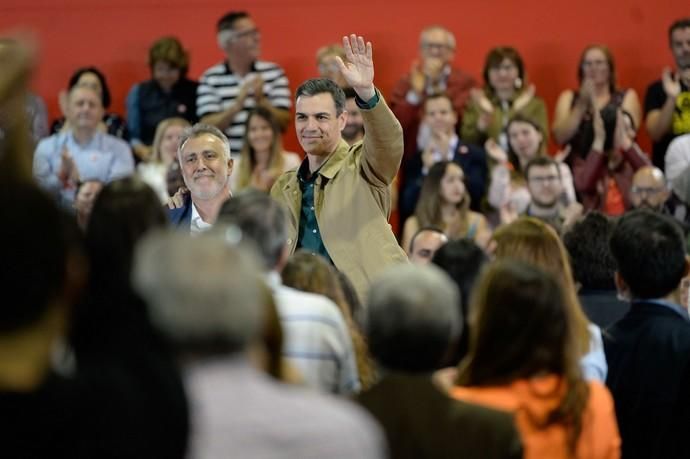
xmin=71 ymin=177 xmax=188 ymax=458
xmin=358 ymin=263 xmax=523 ymax=459
xmin=342 ymin=87 xmax=365 ymax=146
xmin=316 ymin=44 xmax=348 ymax=87
xmin=133 ymin=231 xmax=385 ymax=459
xmin=401 ymin=161 xmax=491 ymax=252
xmin=0 ymin=182 xmax=85 ymax=458
xmin=197 ymin=11 xmax=291 ymax=155
xmin=390 ymin=25 xmax=477 ymax=163
xmin=553 ymin=45 xmax=641 ymax=164
xmin=282 ymin=251 xmax=375 ymax=391
xmin=572 ymin=107 xmax=650 ymax=215
xmin=73 ymin=179 xmax=103 ymax=231
xmin=400 ymin=93 xmax=487 ymax=222
xmin=516 ymin=156 xmax=582 ymax=234
xmin=450 ymin=260 xmax=620 ymax=459
xmin=630 ymin=166 xmax=690 ymax=231
xmin=493 ymin=217 xmax=607 ymax=381
xmin=432 ymin=238 xmax=489 ymax=365
xmin=487 ymin=114 xmax=576 ymax=222
xmin=138 ymin=117 xmax=191 ymax=203
xmin=407 ymin=226 xmax=448 ymax=265
xmin=230 ymin=106 xmax=300 ymax=193
xmin=605 ymin=209 xmax=690 ymax=459
xmin=562 ymin=212 xmax=629 ymax=328
xmin=663 ymin=135 xmax=690 ymax=224
xmin=51 ymin=66 xmax=127 ymax=139
xmin=33 ymin=85 xmax=134 ymax=208
xmin=644 ymin=18 xmax=690 ymax=168
xmin=217 ymin=190 xmax=360 ymax=394
xmin=126 ymin=37 xmax=199 ymax=161
xmin=168 ymin=124 xmax=233 ymax=232
xmin=461 ymin=47 xmax=548 ymax=150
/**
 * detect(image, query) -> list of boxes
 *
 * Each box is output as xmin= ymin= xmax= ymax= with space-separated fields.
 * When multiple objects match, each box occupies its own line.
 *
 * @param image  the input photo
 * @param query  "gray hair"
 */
xmin=178 ymin=123 xmax=231 ymax=160
xmin=366 ymin=264 xmax=460 ymax=372
xmin=132 ymin=230 xmax=264 ymax=354
xmin=420 ymin=25 xmax=456 ymax=50
xmin=296 ymin=78 xmax=346 ymax=116
xmin=216 ymin=189 xmax=288 ymax=270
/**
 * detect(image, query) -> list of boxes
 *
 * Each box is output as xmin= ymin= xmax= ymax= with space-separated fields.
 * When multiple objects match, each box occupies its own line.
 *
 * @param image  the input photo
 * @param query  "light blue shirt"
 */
xmin=33 ymin=130 xmax=134 ymax=207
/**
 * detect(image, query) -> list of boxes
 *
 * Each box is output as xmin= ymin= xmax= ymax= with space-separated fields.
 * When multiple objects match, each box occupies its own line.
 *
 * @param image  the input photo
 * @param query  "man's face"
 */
xmin=424 ymin=96 xmax=457 ymax=135
xmin=409 ymin=230 xmax=448 ymax=265
xmin=419 ymin=28 xmax=454 ymax=65
xmin=527 ymin=164 xmax=563 ymax=208
xmin=671 ymin=26 xmax=690 ymax=70
xmin=630 ymin=169 xmax=669 ymax=211
xmin=179 ymin=134 xmax=233 ymax=200
xmin=295 ymin=92 xmax=346 ymax=157
xmin=223 ymin=17 xmax=261 ymax=60
xmin=342 ymin=97 xmax=364 ymax=143
xmin=67 ymin=87 xmax=103 ymax=131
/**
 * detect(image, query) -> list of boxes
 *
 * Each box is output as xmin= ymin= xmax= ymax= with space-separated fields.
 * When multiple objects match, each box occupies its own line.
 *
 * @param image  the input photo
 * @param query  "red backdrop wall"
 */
xmin=1 ymin=0 xmax=688 ymax=152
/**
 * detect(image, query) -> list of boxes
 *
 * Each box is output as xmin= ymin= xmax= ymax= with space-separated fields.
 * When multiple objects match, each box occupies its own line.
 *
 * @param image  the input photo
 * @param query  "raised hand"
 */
xmin=513 ymin=83 xmax=536 ymax=112
xmin=470 ymin=88 xmax=494 ymax=114
xmin=336 ymin=34 xmax=375 ymax=100
xmin=485 ymin=138 xmax=508 ymax=164
xmin=613 ymin=108 xmax=633 ymax=151
xmin=554 ymin=144 xmax=572 ymax=163
xmin=662 ymin=67 xmax=681 ymax=98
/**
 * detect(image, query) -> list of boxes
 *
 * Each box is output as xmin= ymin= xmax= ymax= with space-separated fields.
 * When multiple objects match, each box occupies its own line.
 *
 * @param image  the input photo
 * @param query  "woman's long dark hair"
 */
xmin=457 ymin=259 xmax=589 ymax=455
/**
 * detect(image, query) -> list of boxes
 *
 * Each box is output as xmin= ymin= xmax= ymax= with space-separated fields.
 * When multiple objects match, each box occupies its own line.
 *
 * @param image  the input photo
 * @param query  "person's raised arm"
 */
xmin=646 ymin=68 xmax=680 ymax=142
xmin=336 ymin=34 xmax=402 ymax=186
xmin=553 ymin=84 xmax=591 ymax=145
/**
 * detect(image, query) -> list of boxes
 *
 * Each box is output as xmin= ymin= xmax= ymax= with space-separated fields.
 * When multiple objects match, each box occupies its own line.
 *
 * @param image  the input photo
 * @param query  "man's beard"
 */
xmin=636 ymin=200 xmax=664 ymax=212
xmin=342 ymin=124 xmax=364 ymax=142
xmin=531 ymin=194 xmax=559 ymax=209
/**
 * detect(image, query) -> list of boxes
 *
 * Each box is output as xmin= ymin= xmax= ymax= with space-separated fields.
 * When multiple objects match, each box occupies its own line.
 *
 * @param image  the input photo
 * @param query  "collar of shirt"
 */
xmin=430 ymin=134 xmax=459 ymax=162
xmin=64 ymin=130 xmax=101 ymax=151
xmin=425 ymin=64 xmax=451 ymax=94
xmin=297 ymin=156 xmax=324 ymax=185
xmin=191 ymin=202 xmax=213 ymax=235
xmin=633 ymin=298 xmax=690 ymax=321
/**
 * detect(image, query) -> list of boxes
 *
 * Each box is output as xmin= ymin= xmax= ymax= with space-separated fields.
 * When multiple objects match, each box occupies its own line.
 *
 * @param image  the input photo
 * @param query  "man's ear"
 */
xmin=614 ymin=271 xmax=630 ymax=298
xmin=338 ymin=111 xmax=347 ymax=132
xmin=227 ymin=157 xmax=234 ymax=176
xmin=275 ymin=244 xmax=290 ymax=272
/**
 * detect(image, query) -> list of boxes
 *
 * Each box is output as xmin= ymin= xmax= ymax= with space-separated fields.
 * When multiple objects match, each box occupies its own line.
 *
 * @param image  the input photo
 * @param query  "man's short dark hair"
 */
xmin=524 ymin=156 xmax=560 ymax=181
xmin=1 ymin=183 xmax=69 ymax=332
xmin=409 ymin=226 xmax=445 ymax=253
xmin=217 ymin=11 xmax=249 ymax=32
xmin=296 ymin=78 xmax=346 ymax=116
xmin=610 ymin=209 xmax=687 ymax=299
xmin=342 ymin=86 xmax=357 ymax=100
xmin=563 ymin=212 xmax=617 ymax=290
xmin=217 ymin=190 xmax=288 ymax=270
xmin=669 ymin=18 xmax=690 ymax=45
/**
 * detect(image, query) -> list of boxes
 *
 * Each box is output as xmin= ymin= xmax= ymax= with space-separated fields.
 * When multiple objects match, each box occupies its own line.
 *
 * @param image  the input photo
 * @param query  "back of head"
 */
xmin=0 ymin=182 xmax=69 ymax=332
xmin=366 ymin=264 xmax=460 ymax=372
xmin=133 ymin=231 xmax=264 ymax=356
xmin=610 ymin=209 xmax=687 ymax=299
xmin=217 ymin=189 xmax=288 ymax=270
xmin=282 ymin=251 xmax=343 ymax=302
xmin=563 ymin=212 xmax=617 ymax=290
xmin=459 ymin=260 xmax=574 ymax=385
xmin=86 ymin=177 xmax=167 ymax=284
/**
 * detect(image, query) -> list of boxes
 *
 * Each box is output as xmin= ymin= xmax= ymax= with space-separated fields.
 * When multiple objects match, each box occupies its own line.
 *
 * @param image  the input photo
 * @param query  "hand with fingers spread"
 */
xmin=554 ymin=144 xmax=572 ymax=163
xmin=336 ymin=34 xmax=375 ymax=101
xmin=485 ymin=138 xmax=508 ymax=164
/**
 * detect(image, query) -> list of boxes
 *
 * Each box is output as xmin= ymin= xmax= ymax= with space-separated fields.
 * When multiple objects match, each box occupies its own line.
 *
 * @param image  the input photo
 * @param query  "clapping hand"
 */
xmin=513 ymin=83 xmax=536 ymax=112
xmin=554 ymin=144 xmax=572 ymax=163
xmin=662 ymin=67 xmax=681 ymax=98
xmin=58 ymin=147 xmax=79 ymax=184
xmin=336 ymin=34 xmax=375 ymax=100
xmin=485 ymin=138 xmax=508 ymax=164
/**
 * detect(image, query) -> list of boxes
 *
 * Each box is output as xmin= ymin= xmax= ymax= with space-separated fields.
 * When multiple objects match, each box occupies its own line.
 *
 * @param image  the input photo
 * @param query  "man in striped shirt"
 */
xmin=196 ymin=11 xmax=291 ymax=156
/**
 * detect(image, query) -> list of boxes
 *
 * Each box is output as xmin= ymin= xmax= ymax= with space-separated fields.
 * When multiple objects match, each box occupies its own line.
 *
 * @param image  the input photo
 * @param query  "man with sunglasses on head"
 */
xmin=196 ymin=11 xmax=291 ymax=157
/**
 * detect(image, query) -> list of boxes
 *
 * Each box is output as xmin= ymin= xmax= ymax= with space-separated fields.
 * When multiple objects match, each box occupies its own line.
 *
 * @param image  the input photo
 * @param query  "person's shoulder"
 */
xmin=255 ymin=60 xmax=286 ymax=72
xmin=281 ymin=151 xmax=302 ymax=171
xmin=275 ymin=285 xmax=343 ymax=318
xmin=200 ymin=62 xmax=228 ymax=78
xmin=35 ymin=132 xmax=60 ymax=151
xmin=102 ymin=133 xmax=131 ymax=151
xmin=645 ymin=79 xmax=663 ymax=92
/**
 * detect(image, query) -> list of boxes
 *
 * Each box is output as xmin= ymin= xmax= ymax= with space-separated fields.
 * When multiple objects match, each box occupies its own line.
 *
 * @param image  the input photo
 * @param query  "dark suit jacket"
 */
xmin=399 ymin=140 xmax=487 ymax=224
xmin=356 ymin=373 xmax=522 ymax=459
xmin=167 ymin=193 xmax=192 ymax=230
xmin=579 ymin=289 xmax=630 ymax=329
xmin=604 ymin=301 xmax=690 ymax=459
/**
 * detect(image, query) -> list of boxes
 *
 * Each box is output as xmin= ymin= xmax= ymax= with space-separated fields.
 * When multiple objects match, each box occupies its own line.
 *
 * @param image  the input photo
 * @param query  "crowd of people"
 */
xmin=2 ymin=11 xmax=690 ymax=459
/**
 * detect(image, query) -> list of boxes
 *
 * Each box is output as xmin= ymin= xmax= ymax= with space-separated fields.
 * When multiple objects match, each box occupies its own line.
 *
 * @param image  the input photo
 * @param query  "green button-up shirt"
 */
xmin=296 ymin=159 xmax=332 ymax=262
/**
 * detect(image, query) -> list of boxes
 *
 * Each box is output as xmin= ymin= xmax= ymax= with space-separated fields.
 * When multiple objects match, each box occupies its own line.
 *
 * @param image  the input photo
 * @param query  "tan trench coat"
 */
xmin=271 ymin=94 xmax=408 ymax=302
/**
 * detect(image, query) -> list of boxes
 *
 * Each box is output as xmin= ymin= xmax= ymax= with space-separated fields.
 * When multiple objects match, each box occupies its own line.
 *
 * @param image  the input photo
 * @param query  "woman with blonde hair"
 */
xmin=282 ymin=251 xmax=376 ymax=390
xmin=231 ymin=106 xmax=300 ymax=192
xmin=137 ymin=117 xmax=190 ymax=203
xmin=451 ymin=260 xmax=620 ymax=458
xmin=491 ymin=217 xmax=607 ymax=381
xmin=401 ymin=161 xmax=490 ymax=252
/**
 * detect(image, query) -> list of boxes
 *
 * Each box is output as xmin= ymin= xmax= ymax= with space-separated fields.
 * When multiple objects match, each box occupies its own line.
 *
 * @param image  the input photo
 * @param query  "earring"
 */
xmin=514 ymin=78 xmax=523 ymax=89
